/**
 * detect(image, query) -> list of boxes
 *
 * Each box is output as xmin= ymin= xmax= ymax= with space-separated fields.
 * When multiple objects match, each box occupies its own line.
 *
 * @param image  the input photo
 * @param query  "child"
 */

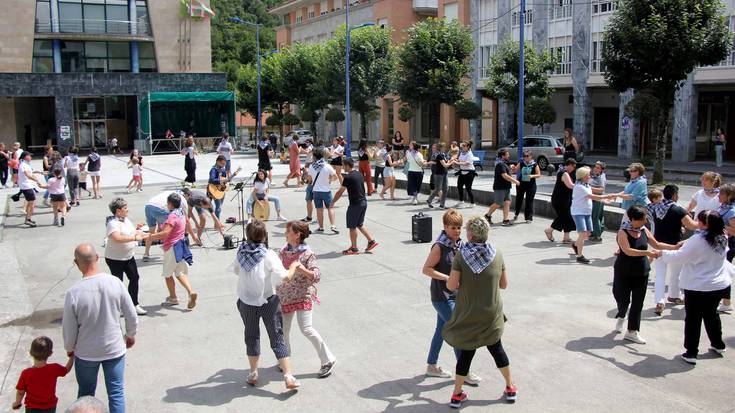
xmin=127 ymin=157 xmax=142 ymax=193
xmin=13 ymin=336 xmax=73 ymax=411
xmin=47 ymin=168 xmax=68 ymax=227
xmin=78 ymin=163 xmax=92 ymax=199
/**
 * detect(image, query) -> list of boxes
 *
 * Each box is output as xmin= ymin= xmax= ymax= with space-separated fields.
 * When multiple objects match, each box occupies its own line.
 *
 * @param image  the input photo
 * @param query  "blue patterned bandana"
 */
xmin=237 ymin=242 xmax=268 ymax=272
xmin=717 ymin=202 xmax=735 ymax=216
xmin=621 ymin=221 xmax=642 ymax=233
xmin=312 ymin=158 xmax=325 ymax=172
xmin=704 ymin=187 xmax=720 ymax=195
xmin=435 ymin=230 xmax=461 ymax=250
xmin=648 ymin=199 xmax=675 ymax=220
xmin=283 ymin=243 xmax=310 ymax=254
xmin=460 ymin=242 xmax=496 ymax=274
xmin=258 ymin=140 xmax=270 ymax=150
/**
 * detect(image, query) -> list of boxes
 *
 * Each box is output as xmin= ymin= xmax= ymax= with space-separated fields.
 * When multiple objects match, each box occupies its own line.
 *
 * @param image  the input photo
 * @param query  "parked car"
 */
xmin=285 ymin=129 xmax=313 ymax=145
xmin=500 ymin=135 xmax=569 ymax=170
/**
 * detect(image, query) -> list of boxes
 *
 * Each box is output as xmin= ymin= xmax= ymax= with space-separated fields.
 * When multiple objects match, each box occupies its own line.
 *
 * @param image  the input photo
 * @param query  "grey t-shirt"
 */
xmin=63 ymin=273 xmax=138 ymax=361
xmin=189 ymin=190 xmax=213 ymax=212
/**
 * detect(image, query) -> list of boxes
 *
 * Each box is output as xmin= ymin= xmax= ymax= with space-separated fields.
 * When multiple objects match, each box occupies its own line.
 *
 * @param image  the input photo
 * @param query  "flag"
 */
xmin=190 ymin=0 xmax=215 ymax=18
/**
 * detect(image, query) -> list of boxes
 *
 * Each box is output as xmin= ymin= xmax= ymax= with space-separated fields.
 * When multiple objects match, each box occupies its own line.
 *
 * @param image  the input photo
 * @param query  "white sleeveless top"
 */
xmin=691 ymin=189 xmax=721 ymax=217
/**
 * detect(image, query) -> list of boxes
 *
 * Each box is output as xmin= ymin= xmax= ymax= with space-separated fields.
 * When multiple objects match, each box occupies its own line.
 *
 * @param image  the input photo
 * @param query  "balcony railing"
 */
xmin=35 ymin=19 xmax=152 ymax=37
xmin=413 ymin=0 xmax=438 ymax=15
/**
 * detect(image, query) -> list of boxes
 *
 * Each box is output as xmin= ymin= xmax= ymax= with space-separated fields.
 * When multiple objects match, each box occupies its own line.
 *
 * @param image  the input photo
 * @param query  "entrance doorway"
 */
xmin=73 ymin=96 xmax=135 ymax=149
xmin=593 ymin=107 xmax=619 ymax=153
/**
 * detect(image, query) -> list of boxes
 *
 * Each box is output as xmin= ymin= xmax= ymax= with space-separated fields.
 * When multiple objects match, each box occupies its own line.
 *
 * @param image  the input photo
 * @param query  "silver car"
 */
xmin=500 ymin=135 xmax=568 ymax=170
xmin=286 ymin=129 xmax=313 ymax=145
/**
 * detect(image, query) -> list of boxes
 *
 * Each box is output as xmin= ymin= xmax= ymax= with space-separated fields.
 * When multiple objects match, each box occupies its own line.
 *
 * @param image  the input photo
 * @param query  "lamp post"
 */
xmin=517 ymin=0 xmax=526 ymax=161
xmin=344 ymin=1 xmax=375 ymax=156
xmin=229 ymin=17 xmax=262 ymax=141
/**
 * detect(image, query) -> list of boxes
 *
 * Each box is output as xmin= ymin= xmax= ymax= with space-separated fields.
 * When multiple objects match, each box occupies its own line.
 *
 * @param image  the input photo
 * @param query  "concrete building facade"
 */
xmin=271 ymin=0 xmax=477 ymax=146
xmin=476 ymin=0 xmax=735 ymax=161
xmin=0 ymin=0 xmax=225 ymax=152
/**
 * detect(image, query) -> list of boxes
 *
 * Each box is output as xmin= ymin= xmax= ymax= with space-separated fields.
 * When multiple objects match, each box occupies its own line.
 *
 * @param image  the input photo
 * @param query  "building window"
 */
xmin=591 ymin=41 xmax=606 ymax=73
xmin=511 ymin=9 xmax=532 ymax=27
xmin=550 ymin=45 xmax=572 ymax=75
xmin=61 ymin=41 xmax=85 ymax=72
xmin=479 ymin=44 xmax=497 ymax=79
xmin=35 ymin=1 xmax=51 ymax=32
xmin=57 ymin=40 xmax=136 ymax=73
xmin=296 ymin=15 xmax=302 ymax=22
xmin=32 ymin=40 xmax=54 ymax=73
xmin=136 ymin=0 xmax=151 ymax=35
xmin=59 ymin=1 xmax=83 ymax=33
xmin=387 ymin=102 xmax=394 ymax=137
xmin=320 ymin=0 xmax=328 ymax=15
xmin=308 ymin=5 xmax=315 ymax=19
xmin=592 ymin=1 xmax=617 ymax=15
xmin=551 ymin=0 xmax=572 ymax=20
xmin=444 ymin=2 xmax=459 ymax=22
xmin=138 ymin=42 xmax=157 ymax=72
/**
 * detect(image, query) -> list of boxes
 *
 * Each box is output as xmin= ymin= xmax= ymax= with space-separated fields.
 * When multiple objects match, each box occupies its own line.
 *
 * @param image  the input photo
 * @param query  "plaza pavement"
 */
xmin=0 ymin=152 xmax=733 ymax=412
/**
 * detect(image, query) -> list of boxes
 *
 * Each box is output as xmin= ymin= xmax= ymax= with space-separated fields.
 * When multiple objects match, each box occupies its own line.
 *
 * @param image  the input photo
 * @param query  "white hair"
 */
xmin=65 ymin=396 xmax=108 ymax=413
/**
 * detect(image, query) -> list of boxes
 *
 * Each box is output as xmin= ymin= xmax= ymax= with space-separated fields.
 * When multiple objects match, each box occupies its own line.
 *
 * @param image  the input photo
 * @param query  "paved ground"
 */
xmin=0 ymin=153 xmax=733 ymax=412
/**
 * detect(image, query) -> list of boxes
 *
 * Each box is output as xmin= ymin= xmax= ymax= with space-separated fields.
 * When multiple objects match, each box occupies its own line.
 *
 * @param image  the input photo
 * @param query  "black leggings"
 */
xmin=105 ymin=257 xmax=140 ymax=305
xmin=0 ymin=163 xmax=7 ymax=186
xmin=457 ymin=172 xmax=475 ymax=204
xmin=613 ymin=272 xmax=648 ymax=331
xmin=456 ymin=340 xmax=509 ymax=376
xmin=515 ymin=181 xmax=536 ymax=220
xmin=374 ymin=166 xmax=384 ymax=190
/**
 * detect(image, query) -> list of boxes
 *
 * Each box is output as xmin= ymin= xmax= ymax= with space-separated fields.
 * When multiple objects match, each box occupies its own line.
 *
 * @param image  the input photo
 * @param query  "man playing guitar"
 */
xmin=207 ymin=155 xmax=231 ymax=219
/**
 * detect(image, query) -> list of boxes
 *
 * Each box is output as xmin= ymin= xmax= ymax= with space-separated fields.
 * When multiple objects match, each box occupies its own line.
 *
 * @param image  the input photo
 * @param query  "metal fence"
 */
xmin=35 ymin=19 xmax=152 ymax=37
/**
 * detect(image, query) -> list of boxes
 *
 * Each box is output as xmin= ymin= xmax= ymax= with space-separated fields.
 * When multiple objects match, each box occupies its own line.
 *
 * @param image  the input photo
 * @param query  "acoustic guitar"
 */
xmin=207 ymin=166 xmax=242 ymax=200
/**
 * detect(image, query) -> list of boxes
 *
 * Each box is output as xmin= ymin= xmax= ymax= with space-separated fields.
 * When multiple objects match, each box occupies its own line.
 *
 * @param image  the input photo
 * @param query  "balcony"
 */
xmin=413 ymin=0 xmax=437 ymax=15
xmin=35 ymin=19 xmax=153 ymax=38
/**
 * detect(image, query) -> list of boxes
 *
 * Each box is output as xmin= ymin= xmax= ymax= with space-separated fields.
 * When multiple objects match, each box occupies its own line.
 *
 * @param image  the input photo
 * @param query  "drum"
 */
xmin=253 ymin=199 xmax=271 ymax=221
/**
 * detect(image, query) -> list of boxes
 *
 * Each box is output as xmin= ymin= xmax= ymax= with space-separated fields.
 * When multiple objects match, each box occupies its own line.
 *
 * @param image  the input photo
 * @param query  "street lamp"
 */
xmin=228 ymin=17 xmax=264 ymax=141
xmin=344 ymin=2 xmax=375 ymax=156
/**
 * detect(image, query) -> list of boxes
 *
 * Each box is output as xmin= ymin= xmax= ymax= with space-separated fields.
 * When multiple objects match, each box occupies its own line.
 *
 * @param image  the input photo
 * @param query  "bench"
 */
xmin=473 ymin=150 xmax=486 ymax=171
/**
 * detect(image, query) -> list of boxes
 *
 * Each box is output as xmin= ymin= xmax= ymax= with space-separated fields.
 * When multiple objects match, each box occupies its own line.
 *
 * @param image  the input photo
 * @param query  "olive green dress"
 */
xmin=442 ymin=251 xmax=505 ymax=350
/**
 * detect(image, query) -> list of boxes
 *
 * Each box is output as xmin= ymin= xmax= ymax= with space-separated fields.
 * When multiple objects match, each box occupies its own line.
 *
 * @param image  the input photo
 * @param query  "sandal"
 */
xmin=561 ymin=239 xmax=573 ymax=244
xmin=247 ymin=370 xmax=258 ymax=386
xmin=284 ymin=374 xmax=301 ymax=390
xmin=544 ymin=228 xmax=554 ymax=242
xmin=342 ymin=247 xmax=360 ymax=255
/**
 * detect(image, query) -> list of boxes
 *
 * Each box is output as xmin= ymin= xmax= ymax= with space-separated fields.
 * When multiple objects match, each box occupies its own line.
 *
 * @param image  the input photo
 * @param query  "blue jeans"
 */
xmin=428 ymin=300 xmax=461 ymax=365
xmin=213 ymin=198 xmax=223 ymax=219
xmin=75 ymin=355 xmax=126 ymax=413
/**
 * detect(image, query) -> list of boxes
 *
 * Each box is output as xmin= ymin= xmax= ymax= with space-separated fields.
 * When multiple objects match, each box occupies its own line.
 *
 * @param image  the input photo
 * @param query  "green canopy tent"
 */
xmin=138 ymin=91 xmax=236 ymax=153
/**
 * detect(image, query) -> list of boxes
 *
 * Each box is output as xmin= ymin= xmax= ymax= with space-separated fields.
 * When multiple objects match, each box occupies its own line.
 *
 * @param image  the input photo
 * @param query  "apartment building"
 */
xmin=271 ymin=0 xmax=477 ymax=145
xmin=475 ymin=0 xmax=735 ymax=161
xmin=0 ymin=0 xmax=230 ymax=152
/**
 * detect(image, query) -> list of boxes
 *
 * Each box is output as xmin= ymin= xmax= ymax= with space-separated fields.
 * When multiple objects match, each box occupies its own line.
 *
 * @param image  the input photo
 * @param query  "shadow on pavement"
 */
xmin=0 ymin=307 xmax=63 ymax=329
xmin=565 ymin=332 xmax=695 ymax=378
xmin=163 ymin=368 xmax=296 ymax=406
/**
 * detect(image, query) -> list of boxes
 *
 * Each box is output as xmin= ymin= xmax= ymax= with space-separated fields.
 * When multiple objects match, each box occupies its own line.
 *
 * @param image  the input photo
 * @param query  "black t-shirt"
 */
xmin=342 ymin=170 xmax=366 ymax=205
xmin=432 ymin=152 xmax=447 ymax=175
xmin=653 ymin=204 xmax=688 ymax=244
xmin=493 ymin=162 xmax=512 ymax=190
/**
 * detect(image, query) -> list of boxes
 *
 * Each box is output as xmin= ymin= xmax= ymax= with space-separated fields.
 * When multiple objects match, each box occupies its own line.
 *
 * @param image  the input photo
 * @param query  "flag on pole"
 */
xmin=181 ymin=0 xmax=215 ymax=18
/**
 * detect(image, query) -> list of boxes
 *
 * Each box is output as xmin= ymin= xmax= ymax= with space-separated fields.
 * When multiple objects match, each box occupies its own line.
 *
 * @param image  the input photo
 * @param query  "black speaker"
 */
xmin=224 ymin=235 xmax=239 ymax=249
xmin=412 ymin=212 xmax=432 ymax=243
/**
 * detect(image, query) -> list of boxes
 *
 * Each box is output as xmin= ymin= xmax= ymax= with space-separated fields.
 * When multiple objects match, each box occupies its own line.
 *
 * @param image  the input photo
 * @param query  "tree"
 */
xmin=210 ymin=0 xmax=278 ymax=69
xmin=485 ymin=40 xmax=556 ymax=141
xmin=603 ymin=0 xmax=731 ymax=183
xmin=323 ymin=25 xmax=395 ymax=142
xmin=524 ymin=98 xmax=556 ymax=130
xmin=396 ymin=18 xmax=474 ymax=139
xmin=454 ymin=99 xmax=482 ymax=121
xmin=278 ymin=43 xmax=332 ymax=141
xmin=325 ymin=107 xmax=345 ymax=139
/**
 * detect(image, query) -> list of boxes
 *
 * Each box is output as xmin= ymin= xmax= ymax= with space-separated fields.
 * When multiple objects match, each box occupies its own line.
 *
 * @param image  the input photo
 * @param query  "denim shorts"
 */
xmin=145 ymin=204 xmax=170 ymax=228
xmin=305 ymin=185 xmax=313 ymax=201
xmin=573 ymin=214 xmax=593 ymax=232
xmin=313 ymin=191 xmax=332 ymax=209
xmin=383 ymin=167 xmax=394 ymax=178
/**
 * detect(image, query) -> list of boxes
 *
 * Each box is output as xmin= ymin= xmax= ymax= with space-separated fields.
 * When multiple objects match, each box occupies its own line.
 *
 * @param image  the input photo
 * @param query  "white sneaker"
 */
xmin=277 ymin=215 xmax=287 ymax=221
xmin=135 ymin=305 xmax=148 ymax=315
xmin=162 ymin=296 xmax=179 ymax=306
xmin=614 ymin=318 xmax=625 ymax=333
xmin=455 ymin=202 xmax=465 ymax=208
xmin=464 ymin=372 xmax=482 ymax=385
xmin=709 ymin=346 xmax=726 ymax=355
xmin=412 ymin=198 xmax=418 ymax=205
xmin=624 ymin=331 xmax=646 ymax=344
xmin=426 ymin=365 xmax=452 ymax=378
xmin=717 ymin=303 xmax=733 ymax=313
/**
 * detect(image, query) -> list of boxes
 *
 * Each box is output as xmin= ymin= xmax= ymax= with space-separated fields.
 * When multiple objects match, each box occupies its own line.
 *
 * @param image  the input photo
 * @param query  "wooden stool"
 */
xmin=252 ymin=199 xmax=271 ymax=221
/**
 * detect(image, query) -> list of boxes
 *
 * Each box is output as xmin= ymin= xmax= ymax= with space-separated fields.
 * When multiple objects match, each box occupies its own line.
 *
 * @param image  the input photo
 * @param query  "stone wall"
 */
xmin=0 ymin=0 xmax=35 ymax=73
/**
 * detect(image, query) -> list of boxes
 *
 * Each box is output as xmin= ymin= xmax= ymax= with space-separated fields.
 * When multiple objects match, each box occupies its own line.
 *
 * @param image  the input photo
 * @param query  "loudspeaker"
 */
xmin=224 ymin=235 xmax=239 ymax=249
xmin=412 ymin=212 xmax=432 ymax=243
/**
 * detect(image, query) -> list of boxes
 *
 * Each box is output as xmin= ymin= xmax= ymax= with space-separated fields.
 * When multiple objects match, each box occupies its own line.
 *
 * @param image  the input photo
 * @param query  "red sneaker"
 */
xmin=449 ymin=391 xmax=467 ymax=409
xmin=504 ymin=385 xmax=517 ymax=403
xmin=365 ymin=240 xmax=379 ymax=252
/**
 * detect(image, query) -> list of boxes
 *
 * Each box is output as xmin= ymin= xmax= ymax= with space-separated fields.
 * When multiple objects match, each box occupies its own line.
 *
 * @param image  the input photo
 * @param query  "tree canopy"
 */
xmin=603 ymin=0 xmax=731 ymax=182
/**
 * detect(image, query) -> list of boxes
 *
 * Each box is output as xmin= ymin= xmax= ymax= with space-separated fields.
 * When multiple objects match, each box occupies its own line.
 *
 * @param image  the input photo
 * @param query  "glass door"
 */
xmin=78 ymin=121 xmax=93 ymax=148
xmin=93 ymin=121 xmax=107 ymax=148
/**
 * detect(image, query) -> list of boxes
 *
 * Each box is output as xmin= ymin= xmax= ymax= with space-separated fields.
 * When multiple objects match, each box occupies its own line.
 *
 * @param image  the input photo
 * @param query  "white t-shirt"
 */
xmin=253 ymin=179 xmax=270 ymax=195
xmin=218 ymin=140 xmax=233 ymax=160
xmin=229 ymin=249 xmax=288 ymax=306
xmin=692 ymin=189 xmax=721 ymax=217
xmin=131 ymin=164 xmax=141 ymax=176
xmin=111 ymin=138 xmax=118 ymax=146
xmin=375 ymin=148 xmax=386 ymax=167
xmin=18 ymin=161 xmax=35 ymax=190
xmin=105 ymin=218 xmax=137 ymax=261
xmin=308 ymin=162 xmax=336 ymax=192
xmin=65 ymin=154 xmax=80 ymax=170
xmin=459 ymin=150 xmax=476 ymax=172
xmin=330 ymin=145 xmax=344 ymax=158
xmin=571 ymin=183 xmax=593 ymax=215
xmin=406 ymin=151 xmax=425 ymax=172
xmin=147 ymin=191 xmax=188 ymax=213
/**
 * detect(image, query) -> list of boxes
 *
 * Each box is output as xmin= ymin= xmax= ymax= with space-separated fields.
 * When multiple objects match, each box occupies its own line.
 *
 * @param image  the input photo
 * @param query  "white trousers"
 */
xmin=282 ymin=309 xmax=335 ymax=365
xmin=654 ymin=259 xmax=683 ymax=304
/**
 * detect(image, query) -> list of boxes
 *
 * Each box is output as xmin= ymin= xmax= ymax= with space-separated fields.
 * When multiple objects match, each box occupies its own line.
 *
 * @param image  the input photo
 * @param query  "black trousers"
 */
xmin=457 ymin=173 xmax=475 ymax=203
xmin=184 ymin=157 xmax=196 ymax=183
xmin=682 ymin=288 xmax=728 ymax=357
xmin=374 ymin=166 xmax=384 ymax=190
xmin=456 ymin=340 xmax=509 ymax=376
xmin=514 ymin=181 xmax=536 ymax=220
xmin=613 ymin=273 xmax=648 ymax=331
xmin=105 ymin=257 xmax=140 ymax=305
xmin=0 ymin=163 xmax=7 ymax=186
